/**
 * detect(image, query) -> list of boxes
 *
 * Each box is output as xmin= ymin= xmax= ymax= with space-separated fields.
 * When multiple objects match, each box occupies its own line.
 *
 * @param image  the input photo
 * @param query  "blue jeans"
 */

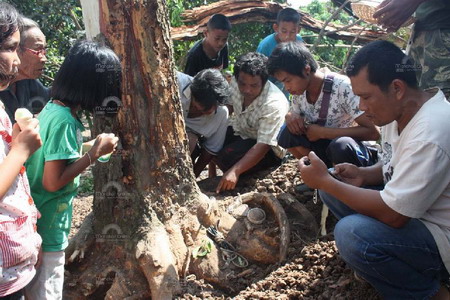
xmin=320 ymin=190 xmax=449 ymax=299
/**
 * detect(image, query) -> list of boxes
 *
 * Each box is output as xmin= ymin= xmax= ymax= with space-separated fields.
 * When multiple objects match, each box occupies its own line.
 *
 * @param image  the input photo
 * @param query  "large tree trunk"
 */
xmin=65 ymin=0 xmax=202 ymax=299
xmin=65 ymin=1 xmax=292 ymax=299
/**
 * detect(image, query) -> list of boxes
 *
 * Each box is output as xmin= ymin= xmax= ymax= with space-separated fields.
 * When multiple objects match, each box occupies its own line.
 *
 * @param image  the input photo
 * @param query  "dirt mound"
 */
xmin=71 ymin=158 xmax=380 ymax=299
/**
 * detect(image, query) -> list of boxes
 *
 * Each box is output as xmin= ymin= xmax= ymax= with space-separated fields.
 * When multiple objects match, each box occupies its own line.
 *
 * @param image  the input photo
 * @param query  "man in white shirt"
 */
xmin=177 ymin=69 xmax=229 ymax=177
xmin=298 ymin=40 xmax=450 ymax=299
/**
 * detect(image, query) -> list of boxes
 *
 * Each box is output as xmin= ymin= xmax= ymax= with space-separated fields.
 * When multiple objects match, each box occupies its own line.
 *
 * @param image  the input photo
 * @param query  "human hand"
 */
xmin=82 ymin=141 xmax=93 ymax=155
xmin=373 ymin=0 xmax=423 ymax=32
xmin=89 ymin=133 xmax=119 ymax=159
xmin=297 ymin=151 xmax=329 ymax=189
xmin=15 ymin=108 xmax=38 ymax=131
xmin=216 ymin=169 xmax=239 ymax=193
xmin=334 ymin=163 xmax=364 ymax=187
xmin=11 ymin=121 xmax=42 ymax=158
xmin=285 ymin=112 xmax=306 ymax=135
xmin=305 ymin=124 xmax=323 ymax=142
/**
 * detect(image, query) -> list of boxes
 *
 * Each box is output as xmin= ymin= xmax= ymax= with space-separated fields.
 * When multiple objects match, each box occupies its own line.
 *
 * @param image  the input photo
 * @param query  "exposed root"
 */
xmin=196 ymin=192 xmax=229 ymax=227
xmin=104 ymin=271 xmax=136 ymax=299
xmin=278 ymin=193 xmax=319 ymax=238
xmin=136 ymin=221 xmax=180 ymax=300
xmin=65 ymin=190 xmax=302 ymax=298
xmin=66 ymin=211 xmax=94 ymax=264
xmin=64 ymin=245 xmax=151 ymax=300
xmin=165 ymin=218 xmax=189 ymax=274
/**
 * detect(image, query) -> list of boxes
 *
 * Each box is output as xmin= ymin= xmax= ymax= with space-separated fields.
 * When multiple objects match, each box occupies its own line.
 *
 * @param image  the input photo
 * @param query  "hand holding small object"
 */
xmin=15 ymin=108 xmax=38 ymax=131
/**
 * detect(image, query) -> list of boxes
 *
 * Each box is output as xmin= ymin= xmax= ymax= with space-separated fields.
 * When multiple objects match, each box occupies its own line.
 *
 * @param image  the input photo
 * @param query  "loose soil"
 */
xmin=71 ymin=158 xmax=380 ymax=299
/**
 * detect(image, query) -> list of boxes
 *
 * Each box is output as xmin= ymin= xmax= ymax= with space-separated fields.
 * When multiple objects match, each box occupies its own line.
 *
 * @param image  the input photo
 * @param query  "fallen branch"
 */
xmin=304 ymin=43 xmax=363 ymax=48
xmin=170 ymin=0 xmax=387 ymax=44
xmin=311 ymin=0 xmax=352 ymax=53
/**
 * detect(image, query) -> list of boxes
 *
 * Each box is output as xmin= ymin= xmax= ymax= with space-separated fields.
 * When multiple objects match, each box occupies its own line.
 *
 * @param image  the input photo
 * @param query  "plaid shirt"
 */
xmin=228 ymin=78 xmax=288 ymax=158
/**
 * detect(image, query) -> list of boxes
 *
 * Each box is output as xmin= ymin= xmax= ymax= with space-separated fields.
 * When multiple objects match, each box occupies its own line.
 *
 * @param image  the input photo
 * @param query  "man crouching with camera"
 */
xmin=299 ymin=40 xmax=450 ymax=299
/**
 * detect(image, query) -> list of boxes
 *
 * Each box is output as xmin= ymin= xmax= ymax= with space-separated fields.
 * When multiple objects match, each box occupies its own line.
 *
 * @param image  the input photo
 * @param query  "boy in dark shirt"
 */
xmin=184 ymin=14 xmax=231 ymax=76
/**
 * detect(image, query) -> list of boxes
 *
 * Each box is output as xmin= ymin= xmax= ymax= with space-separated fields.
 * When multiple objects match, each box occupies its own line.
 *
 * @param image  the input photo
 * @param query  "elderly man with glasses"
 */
xmin=0 ymin=16 xmax=50 ymax=122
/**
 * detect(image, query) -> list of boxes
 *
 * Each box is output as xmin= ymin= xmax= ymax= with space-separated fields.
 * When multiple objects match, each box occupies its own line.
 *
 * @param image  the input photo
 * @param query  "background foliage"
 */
xmin=169 ymin=0 xmax=275 ymax=72
xmin=168 ymin=0 xmax=373 ymax=73
xmin=9 ymin=0 xmax=85 ymax=86
xmin=301 ymin=0 xmax=357 ymax=71
xmin=10 ymin=0 xmax=407 ymax=81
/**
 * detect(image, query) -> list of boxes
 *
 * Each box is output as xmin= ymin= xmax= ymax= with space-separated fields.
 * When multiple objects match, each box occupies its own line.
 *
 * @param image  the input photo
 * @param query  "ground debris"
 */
xmin=71 ymin=159 xmax=380 ymax=299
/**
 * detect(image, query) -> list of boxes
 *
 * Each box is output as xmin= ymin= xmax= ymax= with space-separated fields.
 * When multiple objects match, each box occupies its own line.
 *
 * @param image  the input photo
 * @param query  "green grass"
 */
xmin=78 ymin=170 xmax=94 ymax=196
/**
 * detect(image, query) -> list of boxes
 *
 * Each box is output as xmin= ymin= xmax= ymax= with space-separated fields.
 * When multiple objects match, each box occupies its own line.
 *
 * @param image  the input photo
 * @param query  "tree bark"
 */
xmin=66 ymin=1 xmax=294 ymax=299
xmin=65 ymin=0 xmax=202 ymax=299
xmin=93 ymin=0 xmax=199 ymax=270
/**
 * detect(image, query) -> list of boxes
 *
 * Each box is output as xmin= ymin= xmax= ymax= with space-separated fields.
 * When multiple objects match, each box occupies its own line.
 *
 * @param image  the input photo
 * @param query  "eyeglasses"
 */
xmin=23 ymin=47 xmax=47 ymax=57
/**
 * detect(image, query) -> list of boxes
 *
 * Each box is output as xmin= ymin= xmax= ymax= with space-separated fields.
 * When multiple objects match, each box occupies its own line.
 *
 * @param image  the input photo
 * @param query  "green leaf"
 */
xmin=192 ymin=239 xmax=213 ymax=258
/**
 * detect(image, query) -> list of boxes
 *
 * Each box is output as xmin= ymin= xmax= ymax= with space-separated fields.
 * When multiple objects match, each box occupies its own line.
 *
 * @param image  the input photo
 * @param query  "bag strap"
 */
xmin=316 ymin=73 xmax=335 ymax=126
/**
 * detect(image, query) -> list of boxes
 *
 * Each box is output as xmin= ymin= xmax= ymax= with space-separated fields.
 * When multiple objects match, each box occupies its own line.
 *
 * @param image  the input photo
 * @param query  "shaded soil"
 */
xmin=70 ymin=158 xmax=380 ymax=299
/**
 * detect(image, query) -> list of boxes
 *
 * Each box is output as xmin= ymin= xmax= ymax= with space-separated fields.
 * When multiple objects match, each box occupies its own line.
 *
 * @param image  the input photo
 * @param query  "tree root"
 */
xmin=66 ymin=211 xmax=95 ymax=264
xmin=65 ymin=191 xmax=298 ymax=298
xmin=136 ymin=219 xmax=180 ymax=300
xmin=278 ymin=193 xmax=319 ymax=238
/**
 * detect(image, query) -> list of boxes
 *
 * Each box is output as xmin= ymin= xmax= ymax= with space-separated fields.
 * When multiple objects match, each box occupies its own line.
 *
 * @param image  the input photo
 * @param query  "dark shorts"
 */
xmin=0 ymin=289 xmax=24 ymax=300
xmin=278 ymin=125 xmax=331 ymax=163
xmin=215 ymin=126 xmax=282 ymax=173
xmin=278 ymin=126 xmax=378 ymax=167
